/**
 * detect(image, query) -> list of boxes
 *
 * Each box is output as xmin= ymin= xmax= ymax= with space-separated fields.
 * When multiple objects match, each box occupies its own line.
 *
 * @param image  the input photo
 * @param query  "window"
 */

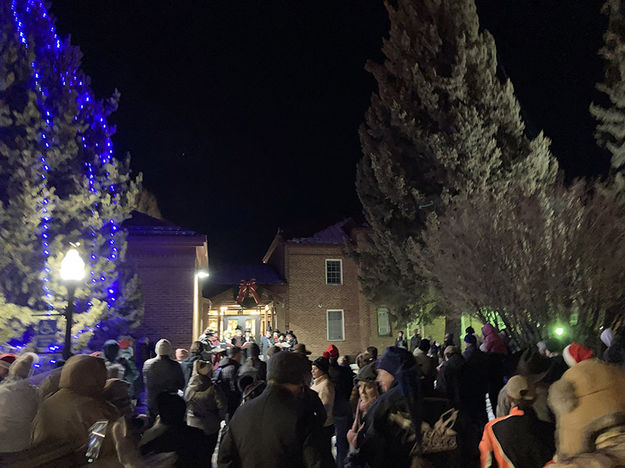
xmin=325 ymin=259 xmax=343 ymax=285
xmin=377 ymin=307 xmax=391 ymax=336
xmin=327 ymin=309 xmax=345 ymax=341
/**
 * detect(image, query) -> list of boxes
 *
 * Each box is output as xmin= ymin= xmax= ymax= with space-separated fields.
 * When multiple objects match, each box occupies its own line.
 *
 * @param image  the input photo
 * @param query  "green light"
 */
xmin=555 ymin=327 xmax=564 ymax=336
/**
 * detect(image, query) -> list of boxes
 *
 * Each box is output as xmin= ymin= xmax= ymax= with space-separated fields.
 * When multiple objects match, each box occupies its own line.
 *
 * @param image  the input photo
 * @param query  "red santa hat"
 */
xmin=563 ymin=342 xmax=594 ymax=368
xmin=0 ymin=353 xmax=17 ymax=371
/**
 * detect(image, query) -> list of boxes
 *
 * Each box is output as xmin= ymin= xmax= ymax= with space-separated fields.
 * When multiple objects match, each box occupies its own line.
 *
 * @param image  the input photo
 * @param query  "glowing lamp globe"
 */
xmin=196 ymin=270 xmax=209 ymax=279
xmin=554 ymin=327 xmax=564 ymax=337
xmin=60 ymin=248 xmax=86 ymax=282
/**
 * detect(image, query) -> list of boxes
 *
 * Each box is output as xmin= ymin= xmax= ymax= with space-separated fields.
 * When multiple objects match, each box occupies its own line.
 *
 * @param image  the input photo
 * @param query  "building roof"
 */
xmin=287 ymin=217 xmax=361 ymax=244
xmin=122 ymin=211 xmax=203 ymax=237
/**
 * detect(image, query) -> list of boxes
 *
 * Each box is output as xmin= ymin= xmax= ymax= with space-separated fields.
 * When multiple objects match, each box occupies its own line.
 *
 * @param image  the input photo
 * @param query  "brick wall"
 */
xmin=126 ymin=237 xmax=200 ymax=351
xmin=283 ymin=243 xmax=391 ymax=358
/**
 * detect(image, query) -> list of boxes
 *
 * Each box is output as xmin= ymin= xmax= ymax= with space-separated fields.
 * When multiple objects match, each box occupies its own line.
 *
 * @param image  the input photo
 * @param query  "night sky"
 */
xmin=50 ymin=0 xmax=611 ymax=265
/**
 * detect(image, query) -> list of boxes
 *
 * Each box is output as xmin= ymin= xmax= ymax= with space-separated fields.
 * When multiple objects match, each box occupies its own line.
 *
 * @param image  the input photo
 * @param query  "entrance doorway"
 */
xmin=223 ymin=316 xmax=260 ymax=340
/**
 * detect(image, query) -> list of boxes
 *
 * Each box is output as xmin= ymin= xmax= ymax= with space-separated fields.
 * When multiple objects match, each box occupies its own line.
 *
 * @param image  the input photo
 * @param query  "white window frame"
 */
xmin=325 ymin=258 xmax=343 ymax=285
xmin=326 ymin=309 xmax=345 ymax=341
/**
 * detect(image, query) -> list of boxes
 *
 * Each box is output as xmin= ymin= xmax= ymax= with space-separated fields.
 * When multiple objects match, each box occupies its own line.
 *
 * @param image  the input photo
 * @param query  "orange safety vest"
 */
xmin=479 ymin=407 xmax=524 ymax=468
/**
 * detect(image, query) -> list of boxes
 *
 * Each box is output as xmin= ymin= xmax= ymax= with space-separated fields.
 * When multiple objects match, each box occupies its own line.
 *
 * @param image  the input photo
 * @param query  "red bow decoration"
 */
xmin=236 ymin=279 xmax=261 ymax=304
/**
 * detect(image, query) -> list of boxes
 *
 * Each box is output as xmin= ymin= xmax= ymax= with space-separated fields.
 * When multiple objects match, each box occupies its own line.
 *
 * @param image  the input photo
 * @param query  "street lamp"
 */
xmin=60 ymin=247 xmax=85 ymax=360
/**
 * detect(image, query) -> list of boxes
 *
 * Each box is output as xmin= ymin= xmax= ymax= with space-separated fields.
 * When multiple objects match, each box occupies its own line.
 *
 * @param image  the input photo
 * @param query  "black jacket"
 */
xmin=328 ymin=363 xmax=354 ymax=417
xmin=356 ymin=382 xmax=418 ymax=468
xmin=217 ymin=384 xmax=334 ymax=468
xmin=217 ymin=357 xmax=241 ymax=417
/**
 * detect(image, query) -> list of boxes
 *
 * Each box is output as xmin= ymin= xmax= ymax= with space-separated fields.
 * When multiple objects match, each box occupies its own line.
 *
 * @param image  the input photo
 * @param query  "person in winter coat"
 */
xmin=143 ymin=338 xmax=185 ymax=421
xmin=217 ymin=346 xmax=243 ymax=420
xmin=102 ymin=339 xmax=126 ymax=379
xmin=181 ymin=341 xmax=205 ymax=389
xmin=237 ymin=342 xmax=266 ymax=393
xmin=140 ymin=392 xmax=211 ymax=467
xmin=394 ymin=331 xmax=408 ymax=349
xmin=495 ymin=348 xmax=553 ymax=422
xmin=311 ymin=356 xmax=336 ymax=453
xmin=260 ymin=330 xmax=272 ymax=360
xmin=32 ymin=354 xmax=121 ymax=462
xmin=325 ymin=344 xmax=354 ymax=468
xmin=413 ymin=339 xmax=437 ymax=396
xmin=437 ymin=346 xmax=465 ymax=408
xmin=350 ymin=346 xmax=423 ymax=468
xmin=462 ymin=335 xmax=490 ymax=429
xmin=184 ymin=359 xmax=226 ymax=459
xmin=0 ymin=353 xmax=39 ymax=453
xmin=409 ymin=330 xmax=422 ymax=354
xmin=547 ymin=359 xmax=625 ymax=467
xmin=480 ymin=324 xmax=508 ymax=355
xmin=480 ymin=324 xmax=507 ymax=416
xmin=218 ymin=350 xmax=334 ymax=468
xmin=347 ymin=362 xmax=379 ymax=451
xmin=479 ymin=375 xmax=555 ymax=468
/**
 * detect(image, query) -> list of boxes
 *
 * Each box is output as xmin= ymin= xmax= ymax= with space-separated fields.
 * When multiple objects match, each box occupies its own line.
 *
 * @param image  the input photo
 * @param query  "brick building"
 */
xmin=123 ymin=212 xmax=208 ymax=350
xmin=205 ymin=219 xmax=396 ymax=357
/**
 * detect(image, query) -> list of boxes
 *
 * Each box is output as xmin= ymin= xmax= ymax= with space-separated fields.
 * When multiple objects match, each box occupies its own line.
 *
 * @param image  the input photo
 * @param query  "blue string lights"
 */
xmin=8 ymin=0 xmax=124 ymax=346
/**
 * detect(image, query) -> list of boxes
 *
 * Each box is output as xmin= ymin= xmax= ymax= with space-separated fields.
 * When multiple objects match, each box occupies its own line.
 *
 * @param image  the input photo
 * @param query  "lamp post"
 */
xmin=59 ymin=247 xmax=85 ymax=360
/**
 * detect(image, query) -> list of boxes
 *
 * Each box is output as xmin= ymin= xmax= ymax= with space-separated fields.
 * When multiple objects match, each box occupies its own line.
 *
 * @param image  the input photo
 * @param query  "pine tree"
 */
xmin=356 ymin=0 xmax=557 ymax=321
xmin=0 ymin=0 xmax=142 ymax=351
xmin=590 ymin=0 xmax=625 ymax=172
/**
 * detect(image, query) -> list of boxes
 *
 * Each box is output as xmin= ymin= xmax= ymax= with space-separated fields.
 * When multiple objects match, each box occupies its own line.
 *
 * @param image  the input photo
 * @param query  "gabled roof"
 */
xmin=287 ymin=217 xmax=360 ymax=245
xmin=208 ymin=263 xmax=285 ymax=285
xmin=122 ymin=211 xmax=202 ymax=237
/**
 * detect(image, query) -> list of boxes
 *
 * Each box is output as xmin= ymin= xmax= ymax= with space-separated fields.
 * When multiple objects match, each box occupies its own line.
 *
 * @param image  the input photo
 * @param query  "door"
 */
xmin=223 ymin=316 xmax=260 ymax=341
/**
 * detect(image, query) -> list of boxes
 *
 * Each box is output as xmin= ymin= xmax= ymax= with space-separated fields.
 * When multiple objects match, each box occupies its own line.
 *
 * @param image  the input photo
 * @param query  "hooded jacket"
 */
xmin=481 ymin=324 xmax=508 ymax=355
xmin=32 ymin=355 xmax=120 ymax=460
xmin=142 ymin=354 xmax=185 ymax=411
xmin=0 ymin=354 xmax=39 ymax=453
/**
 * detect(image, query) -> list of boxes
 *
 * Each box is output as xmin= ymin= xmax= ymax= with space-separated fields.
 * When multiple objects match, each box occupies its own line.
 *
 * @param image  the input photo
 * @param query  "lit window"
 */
xmin=327 ymin=309 xmax=345 ymax=341
xmin=325 ymin=259 xmax=342 ymax=285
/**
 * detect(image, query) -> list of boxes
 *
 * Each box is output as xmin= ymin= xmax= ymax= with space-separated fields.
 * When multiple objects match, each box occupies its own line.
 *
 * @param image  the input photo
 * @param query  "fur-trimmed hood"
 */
xmin=548 ymin=359 xmax=625 ymax=460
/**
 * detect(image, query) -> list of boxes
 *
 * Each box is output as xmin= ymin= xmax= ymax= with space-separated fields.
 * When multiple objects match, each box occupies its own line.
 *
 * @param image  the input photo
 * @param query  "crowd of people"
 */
xmin=0 ymin=319 xmax=624 ymax=467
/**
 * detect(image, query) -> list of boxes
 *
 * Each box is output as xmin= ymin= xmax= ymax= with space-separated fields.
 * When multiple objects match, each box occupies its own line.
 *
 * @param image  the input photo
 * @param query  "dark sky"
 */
xmin=50 ymin=0 xmax=611 ymax=265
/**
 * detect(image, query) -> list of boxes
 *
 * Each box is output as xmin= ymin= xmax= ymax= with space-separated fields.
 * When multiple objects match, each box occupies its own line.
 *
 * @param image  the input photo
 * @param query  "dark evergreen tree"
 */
xmin=0 ymin=0 xmax=142 ymax=350
xmin=356 ymin=0 xmax=557 ymax=322
xmin=591 ymin=0 xmax=625 ymax=173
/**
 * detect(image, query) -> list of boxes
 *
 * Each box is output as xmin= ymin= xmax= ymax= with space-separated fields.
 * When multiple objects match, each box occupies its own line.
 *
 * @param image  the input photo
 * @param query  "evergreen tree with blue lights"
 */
xmin=355 ymin=0 xmax=558 ymax=323
xmin=0 ymin=0 xmax=142 ymax=351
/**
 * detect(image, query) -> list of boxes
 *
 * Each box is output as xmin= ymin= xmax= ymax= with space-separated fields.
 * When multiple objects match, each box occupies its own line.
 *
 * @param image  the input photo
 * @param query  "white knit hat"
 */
xmin=155 ymin=339 xmax=172 ymax=356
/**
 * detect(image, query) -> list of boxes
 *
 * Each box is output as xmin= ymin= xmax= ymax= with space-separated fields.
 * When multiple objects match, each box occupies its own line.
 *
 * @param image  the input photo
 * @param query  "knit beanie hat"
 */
xmin=562 ymin=343 xmax=594 ymax=368
xmin=322 ymin=344 xmax=339 ymax=360
xmin=464 ymin=334 xmax=477 ymax=345
xmin=312 ymin=356 xmax=330 ymax=375
xmin=355 ymin=362 xmax=377 ymax=383
xmin=548 ymin=359 xmax=625 ymax=459
xmin=377 ymin=346 xmax=415 ymax=378
xmin=9 ymin=352 xmax=38 ymax=379
xmin=155 ymin=339 xmax=173 ymax=356
xmin=267 ymin=350 xmax=311 ymax=385
xmin=0 ymin=353 xmax=17 ymax=372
